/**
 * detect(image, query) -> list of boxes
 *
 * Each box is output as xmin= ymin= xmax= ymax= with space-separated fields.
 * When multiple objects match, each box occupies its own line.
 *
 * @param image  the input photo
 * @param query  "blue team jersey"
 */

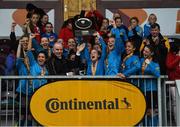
xmin=139 ymin=58 xmax=160 ymax=91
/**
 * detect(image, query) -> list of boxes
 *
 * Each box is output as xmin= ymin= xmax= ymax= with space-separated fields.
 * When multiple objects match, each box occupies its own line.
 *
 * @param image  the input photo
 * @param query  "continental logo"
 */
xmin=30 ymin=80 xmax=146 ymax=126
xmin=46 ymin=97 xmax=131 ymax=113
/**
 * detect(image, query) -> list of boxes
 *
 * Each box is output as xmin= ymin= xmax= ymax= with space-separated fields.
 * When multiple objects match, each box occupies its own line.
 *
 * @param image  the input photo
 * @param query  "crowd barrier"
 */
xmin=0 ymin=75 xmax=178 ymax=126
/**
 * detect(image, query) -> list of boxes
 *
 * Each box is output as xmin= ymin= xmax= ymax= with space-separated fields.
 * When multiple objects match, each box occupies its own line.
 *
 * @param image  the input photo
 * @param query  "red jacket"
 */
xmin=33 ymin=25 xmax=41 ymax=43
xmin=58 ymin=27 xmax=74 ymax=49
xmin=166 ymin=52 xmax=180 ymax=80
xmin=86 ymin=10 xmax=104 ymax=31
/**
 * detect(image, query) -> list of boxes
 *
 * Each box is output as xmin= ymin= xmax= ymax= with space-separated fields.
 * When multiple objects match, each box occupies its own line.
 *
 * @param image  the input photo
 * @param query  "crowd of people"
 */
xmin=0 ymin=3 xmax=179 ymax=126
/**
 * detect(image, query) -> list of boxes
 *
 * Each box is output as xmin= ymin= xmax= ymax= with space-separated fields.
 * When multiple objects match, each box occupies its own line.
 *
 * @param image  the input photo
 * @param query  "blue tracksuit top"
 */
xmin=32 ymin=38 xmax=52 ymax=55
xmin=27 ymin=51 xmax=48 ymax=90
xmin=41 ymin=33 xmax=58 ymax=47
xmin=16 ymin=51 xmax=48 ymax=95
xmin=86 ymin=37 xmax=107 ymax=75
xmin=16 ymin=58 xmax=29 ymax=95
xmin=111 ymin=26 xmax=128 ymax=53
xmin=139 ymin=58 xmax=160 ymax=92
xmin=128 ymin=25 xmax=143 ymax=38
xmin=120 ymin=55 xmax=140 ymax=77
xmin=105 ymin=50 xmax=121 ymax=76
xmin=105 ymin=38 xmax=123 ymax=76
xmin=143 ymin=23 xmax=151 ymax=38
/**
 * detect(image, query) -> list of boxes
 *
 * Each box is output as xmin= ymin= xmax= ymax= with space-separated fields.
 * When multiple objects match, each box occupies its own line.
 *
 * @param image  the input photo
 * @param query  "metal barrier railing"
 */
xmin=0 ymin=75 xmax=176 ymax=126
xmin=163 ymin=81 xmax=177 ymax=126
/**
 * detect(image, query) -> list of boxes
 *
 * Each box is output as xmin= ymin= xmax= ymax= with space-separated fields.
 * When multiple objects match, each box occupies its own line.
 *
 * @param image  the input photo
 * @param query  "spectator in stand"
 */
xmin=99 ymin=18 xmax=109 ymax=42
xmin=26 ymin=3 xmax=46 ymax=21
xmin=166 ymin=39 xmax=180 ymax=80
xmin=31 ymin=35 xmax=51 ymax=58
xmin=111 ymin=17 xmax=128 ymax=54
xmin=26 ymin=3 xmax=37 ymax=19
xmin=63 ymin=38 xmax=77 ymax=59
xmin=22 ymin=12 xmax=41 ymax=43
xmin=105 ymin=35 xmax=121 ymax=75
xmin=139 ymin=38 xmax=150 ymax=56
xmin=15 ymin=35 xmax=31 ymax=126
xmin=39 ymin=14 xmax=49 ymax=33
xmin=84 ymin=32 xmax=107 ymax=75
xmin=1 ymin=23 xmax=18 ymax=75
xmin=117 ymin=41 xmax=140 ymax=80
xmin=26 ymin=47 xmax=48 ymax=91
xmin=16 ymin=34 xmax=48 ymax=126
xmin=41 ymin=22 xmax=58 ymax=47
xmin=128 ymin=17 xmax=143 ymax=55
xmin=144 ymin=13 xmax=157 ymax=38
xmin=67 ymin=43 xmax=86 ymax=75
xmin=146 ymin=23 xmax=169 ymax=75
xmin=107 ymin=12 xmax=128 ymax=34
xmin=139 ymin=45 xmax=160 ymax=126
xmin=0 ymin=39 xmax=11 ymax=75
xmin=166 ymin=38 xmax=180 ymax=125
xmin=46 ymin=43 xmax=69 ymax=75
xmin=58 ymin=19 xmax=74 ymax=49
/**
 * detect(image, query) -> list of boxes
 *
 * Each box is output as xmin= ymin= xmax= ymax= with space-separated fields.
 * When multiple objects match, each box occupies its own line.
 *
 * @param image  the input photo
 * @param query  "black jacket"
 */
xmin=46 ymin=54 xmax=69 ymax=75
xmin=147 ymin=34 xmax=168 ymax=75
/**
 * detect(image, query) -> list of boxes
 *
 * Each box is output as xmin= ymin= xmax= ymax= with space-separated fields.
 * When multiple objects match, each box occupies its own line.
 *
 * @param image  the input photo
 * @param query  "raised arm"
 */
xmin=16 ymin=39 xmax=23 ymax=58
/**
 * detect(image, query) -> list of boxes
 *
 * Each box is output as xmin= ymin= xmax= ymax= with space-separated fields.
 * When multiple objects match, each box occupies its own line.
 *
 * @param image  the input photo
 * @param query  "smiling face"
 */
xmin=108 ymin=37 xmax=115 ymax=51
xmin=53 ymin=43 xmax=63 ymax=59
xmin=151 ymin=26 xmax=160 ymax=37
xmin=130 ymin=19 xmax=138 ymax=28
xmin=90 ymin=49 xmax=99 ymax=62
xmin=115 ymin=18 xmax=122 ymax=27
xmin=143 ymin=46 xmax=152 ymax=59
xmin=45 ymin=23 xmax=53 ymax=33
xmin=125 ymin=41 xmax=135 ymax=55
xmin=68 ymin=38 xmax=76 ymax=50
xmin=41 ymin=37 xmax=49 ymax=49
xmin=31 ymin=13 xmax=39 ymax=25
xmin=21 ymin=37 xmax=29 ymax=50
xmin=148 ymin=14 xmax=157 ymax=25
xmin=102 ymin=18 xmax=109 ymax=27
xmin=37 ymin=53 xmax=46 ymax=66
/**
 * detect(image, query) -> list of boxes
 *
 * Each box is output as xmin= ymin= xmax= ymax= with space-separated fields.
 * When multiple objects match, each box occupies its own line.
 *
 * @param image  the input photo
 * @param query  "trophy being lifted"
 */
xmin=74 ymin=17 xmax=96 ymax=37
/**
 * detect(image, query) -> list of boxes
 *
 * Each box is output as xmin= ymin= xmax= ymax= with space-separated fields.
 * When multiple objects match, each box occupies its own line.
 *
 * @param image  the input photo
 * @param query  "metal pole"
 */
xmin=158 ymin=78 xmax=162 ymax=126
xmin=12 ymin=80 xmax=15 ymax=126
xmin=5 ymin=80 xmax=8 ymax=125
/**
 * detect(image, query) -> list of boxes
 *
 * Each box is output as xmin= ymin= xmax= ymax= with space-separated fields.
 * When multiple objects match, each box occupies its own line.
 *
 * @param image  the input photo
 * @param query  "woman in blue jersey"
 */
xmin=105 ymin=35 xmax=121 ymax=75
xmin=31 ymin=34 xmax=51 ymax=58
xmin=128 ymin=17 xmax=143 ymax=55
xmin=85 ymin=32 xmax=107 ymax=75
xmin=110 ymin=17 xmax=128 ymax=54
xmin=143 ymin=13 xmax=157 ymax=38
xmin=26 ymin=50 xmax=48 ymax=92
xmin=16 ymin=35 xmax=48 ymax=126
xmin=117 ymin=41 xmax=140 ymax=80
xmin=140 ymin=45 xmax=160 ymax=126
